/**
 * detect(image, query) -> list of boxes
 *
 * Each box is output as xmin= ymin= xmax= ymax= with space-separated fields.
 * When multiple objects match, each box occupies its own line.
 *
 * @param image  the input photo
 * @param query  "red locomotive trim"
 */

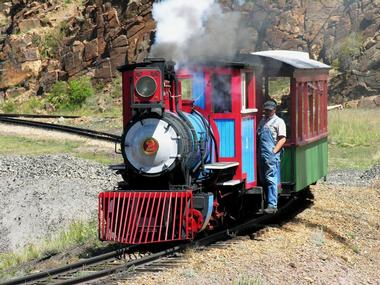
xmin=98 ymin=191 xmax=193 ymax=244
xmin=133 ymin=68 xmax=163 ymax=105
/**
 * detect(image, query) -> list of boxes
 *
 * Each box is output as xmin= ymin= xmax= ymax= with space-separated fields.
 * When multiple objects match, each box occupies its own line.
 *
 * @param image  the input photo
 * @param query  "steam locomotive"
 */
xmin=98 ymin=51 xmax=330 ymax=245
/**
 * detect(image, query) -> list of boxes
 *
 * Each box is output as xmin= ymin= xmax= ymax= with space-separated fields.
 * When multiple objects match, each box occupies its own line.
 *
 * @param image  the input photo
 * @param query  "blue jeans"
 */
xmin=259 ymin=155 xmax=280 ymax=208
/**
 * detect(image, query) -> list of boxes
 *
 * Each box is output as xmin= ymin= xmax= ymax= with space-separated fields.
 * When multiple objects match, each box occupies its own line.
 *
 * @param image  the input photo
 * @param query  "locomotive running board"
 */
xmin=98 ymin=191 xmax=193 ymax=244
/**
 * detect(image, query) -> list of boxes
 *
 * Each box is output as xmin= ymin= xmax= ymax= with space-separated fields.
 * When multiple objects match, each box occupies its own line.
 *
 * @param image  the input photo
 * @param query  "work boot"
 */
xmin=264 ymin=206 xmax=277 ymax=214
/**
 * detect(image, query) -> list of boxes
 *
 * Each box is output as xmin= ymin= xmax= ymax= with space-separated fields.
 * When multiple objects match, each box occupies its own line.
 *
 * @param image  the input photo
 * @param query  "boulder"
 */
xmin=21 ymin=60 xmax=42 ymax=77
xmin=127 ymin=22 xmax=145 ymax=39
xmin=104 ymin=6 xmax=120 ymax=29
xmin=84 ymin=38 xmax=99 ymax=62
xmin=5 ymin=87 xmax=26 ymax=98
xmin=112 ymin=35 xmax=127 ymax=48
xmin=46 ymin=59 xmax=61 ymax=72
xmin=0 ymin=61 xmax=31 ymax=89
xmin=62 ymin=51 xmax=83 ymax=77
xmin=39 ymin=70 xmax=59 ymax=93
xmin=18 ymin=18 xmax=41 ymax=33
xmin=344 ymin=100 xmax=359 ymax=109
xmin=374 ymin=96 xmax=380 ymax=107
xmin=0 ymin=11 xmax=10 ymax=33
xmin=94 ymin=57 xmax=113 ymax=80
xmin=22 ymin=47 xmax=40 ymax=61
xmin=357 ymin=96 xmax=380 ymax=109
xmin=0 ymin=91 xmax=5 ymax=103
xmin=110 ymin=46 xmax=127 ymax=68
xmin=72 ymin=41 xmax=85 ymax=54
xmin=44 ymin=102 xmax=55 ymax=112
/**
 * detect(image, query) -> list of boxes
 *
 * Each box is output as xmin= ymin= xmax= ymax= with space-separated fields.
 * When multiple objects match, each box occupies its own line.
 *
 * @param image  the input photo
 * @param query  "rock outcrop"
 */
xmin=0 ymin=0 xmax=154 ymax=97
xmin=237 ymin=0 xmax=379 ymax=103
xmin=0 ymin=0 xmax=378 ymax=104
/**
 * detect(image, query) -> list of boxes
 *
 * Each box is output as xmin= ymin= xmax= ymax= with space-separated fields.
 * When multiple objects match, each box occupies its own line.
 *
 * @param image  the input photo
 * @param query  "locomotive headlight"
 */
xmin=136 ymin=76 xmax=157 ymax=98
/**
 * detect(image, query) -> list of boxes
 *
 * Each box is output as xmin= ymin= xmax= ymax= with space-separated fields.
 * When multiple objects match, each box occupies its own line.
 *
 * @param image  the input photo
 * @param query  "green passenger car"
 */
xmin=240 ymin=51 xmax=330 ymax=193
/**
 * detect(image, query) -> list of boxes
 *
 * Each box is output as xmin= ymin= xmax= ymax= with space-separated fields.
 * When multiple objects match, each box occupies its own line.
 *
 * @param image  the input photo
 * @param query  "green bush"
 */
xmin=68 ymin=77 xmax=94 ymax=106
xmin=47 ymin=77 xmax=94 ymax=111
xmin=0 ymin=101 xmax=17 ymax=113
xmin=40 ymin=21 xmax=68 ymax=58
xmin=21 ymin=97 xmax=44 ymax=113
xmin=334 ymin=32 xmax=364 ymax=71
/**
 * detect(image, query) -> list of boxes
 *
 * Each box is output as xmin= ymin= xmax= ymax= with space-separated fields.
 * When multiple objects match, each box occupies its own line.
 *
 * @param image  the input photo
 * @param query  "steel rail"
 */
xmin=54 ymin=197 xmax=298 ymax=285
xmin=0 ymin=114 xmax=81 ymax=119
xmin=1 ymin=195 xmax=303 ymax=285
xmin=0 ymin=246 xmax=136 ymax=285
xmin=0 ymin=117 xmax=121 ymax=142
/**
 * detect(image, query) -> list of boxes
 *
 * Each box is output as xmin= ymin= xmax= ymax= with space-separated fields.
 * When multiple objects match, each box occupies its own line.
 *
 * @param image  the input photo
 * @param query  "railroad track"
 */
xmin=0 ymin=116 xmax=121 ymax=143
xmin=0 ymin=114 xmax=81 ymax=119
xmin=2 ymin=194 xmax=311 ymax=285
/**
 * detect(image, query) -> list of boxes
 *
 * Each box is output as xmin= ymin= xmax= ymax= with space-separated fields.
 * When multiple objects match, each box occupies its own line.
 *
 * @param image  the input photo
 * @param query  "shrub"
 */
xmin=334 ymin=32 xmax=364 ymax=71
xmin=40 ymin=21 xmax=68 ymax=58
xmin=68 ymin=77 xmax=94 ymax=106
xmin=47 ymin=77 xmax=94 ymax=111
xmin=21 ymin=97 xmax=44 ymax=113
xmin=0 ymin=101 xmax=17 ymax=113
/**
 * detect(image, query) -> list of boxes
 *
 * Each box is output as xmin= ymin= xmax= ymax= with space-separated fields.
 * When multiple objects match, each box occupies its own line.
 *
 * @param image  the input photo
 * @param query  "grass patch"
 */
xmin=0 ymin=135 xmax=121 ymax=164
xmin=0 ymin=220 xmax=101 ymax=281
xmin=328 ymin=109 xmax=380 ymax=170
xmin=0 ymin=101 xmax=18 ymax=113
xmin=0 ymin=97 xmax=44 ymax=114
xmin=75 ymin=151 xmax=120 ymax=165
xmin=0 ymin=136 xmax=80 ymax=155
xmin=233 ymin=276 xmax=264 ymax=285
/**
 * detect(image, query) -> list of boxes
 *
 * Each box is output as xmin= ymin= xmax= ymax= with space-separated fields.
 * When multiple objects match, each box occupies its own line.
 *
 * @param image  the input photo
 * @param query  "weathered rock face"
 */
xmin=0 ymin=0 xmax=378 ymax=104
xmin=0 ymin=0 xmax=60 ymax=95
xmin=0 ymin=34 xmax=42 ymax=89
xmin=330 ymin=31 xmax=380 ymax=103
xmin=237 ymin=0 xmax=380 ymax=103
xmin=59 ymin=0 xmax=154 ymax=81
xmin=0 ymin=0 xmax=154 ymax=96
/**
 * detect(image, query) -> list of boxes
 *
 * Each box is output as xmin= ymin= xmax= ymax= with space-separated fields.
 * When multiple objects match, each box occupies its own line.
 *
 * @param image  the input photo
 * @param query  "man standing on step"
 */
xmin=257 ymin=100 xmax=286 ymax=214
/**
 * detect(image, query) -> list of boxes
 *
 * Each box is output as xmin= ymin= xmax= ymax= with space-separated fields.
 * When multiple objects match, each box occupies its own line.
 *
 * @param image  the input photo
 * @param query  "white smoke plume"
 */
xmin=150 ymin=0 xmax=251 ymax=65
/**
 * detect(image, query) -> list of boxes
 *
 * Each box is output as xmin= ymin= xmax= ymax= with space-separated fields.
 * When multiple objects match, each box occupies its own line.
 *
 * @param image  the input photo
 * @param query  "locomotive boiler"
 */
xmin=98 ymin=51 xmax=330 ymax=245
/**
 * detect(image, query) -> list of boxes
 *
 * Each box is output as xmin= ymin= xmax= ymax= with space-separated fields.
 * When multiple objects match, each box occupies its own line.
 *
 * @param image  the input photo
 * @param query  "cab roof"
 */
xmin=237 ymin=50 xmax=330 ymax=77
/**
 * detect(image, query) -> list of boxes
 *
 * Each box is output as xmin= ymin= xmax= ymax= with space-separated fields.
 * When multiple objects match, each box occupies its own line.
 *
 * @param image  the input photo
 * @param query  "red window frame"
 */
xmin=293 ymin=73 xmax=328 ymax=146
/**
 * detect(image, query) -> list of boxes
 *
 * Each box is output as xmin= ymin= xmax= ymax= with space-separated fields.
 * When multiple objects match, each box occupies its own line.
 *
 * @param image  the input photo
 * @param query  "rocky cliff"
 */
xmin=0 ymin=0 xmax=379 ymax=105
xmin=239 ymin=0 xmax=379 ymax=104
xmin=0 ymin=0 xmax=154 ymax=102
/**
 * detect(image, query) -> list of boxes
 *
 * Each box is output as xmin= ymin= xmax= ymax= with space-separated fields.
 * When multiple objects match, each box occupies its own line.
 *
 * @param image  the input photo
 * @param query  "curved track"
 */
xmin=0 ymin=116 xmax=121 ymax=143
xmin=0 ymin=114 xmax=81 ymax=119
xmin=2 ymin=193 xmax=311 ymax=285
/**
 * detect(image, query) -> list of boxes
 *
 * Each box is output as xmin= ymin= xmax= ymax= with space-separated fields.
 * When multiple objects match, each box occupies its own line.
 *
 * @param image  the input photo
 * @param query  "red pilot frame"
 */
xmin=98 ymin=191 xmax=194 ymax=244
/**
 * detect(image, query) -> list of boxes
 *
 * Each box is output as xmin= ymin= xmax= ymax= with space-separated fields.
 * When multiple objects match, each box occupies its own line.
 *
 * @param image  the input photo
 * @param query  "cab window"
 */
xmin=212 ymin=74 xmax=232 ymax=113
xmin=180 ymin=78 xmax=192 ymax=100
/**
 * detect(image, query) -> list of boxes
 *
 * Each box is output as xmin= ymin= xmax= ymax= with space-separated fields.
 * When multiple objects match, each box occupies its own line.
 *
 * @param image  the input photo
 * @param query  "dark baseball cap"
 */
xmin=263 ymin=100 xmax=277 ymax=110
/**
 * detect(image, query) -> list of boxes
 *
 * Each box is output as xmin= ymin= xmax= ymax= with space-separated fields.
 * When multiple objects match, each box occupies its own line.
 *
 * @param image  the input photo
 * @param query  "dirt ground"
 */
xmin=1 ymin=121 xmax=379 ymax=284
xmin=122 ymin=184 xmax=380 ymax=285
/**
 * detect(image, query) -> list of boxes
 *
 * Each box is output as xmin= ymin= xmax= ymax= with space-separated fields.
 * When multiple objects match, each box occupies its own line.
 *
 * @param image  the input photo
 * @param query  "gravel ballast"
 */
xmin=0 ymin=154 xmax=119 ymax=252
xmin=323 ymin=164 xmax=380 ymax=187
